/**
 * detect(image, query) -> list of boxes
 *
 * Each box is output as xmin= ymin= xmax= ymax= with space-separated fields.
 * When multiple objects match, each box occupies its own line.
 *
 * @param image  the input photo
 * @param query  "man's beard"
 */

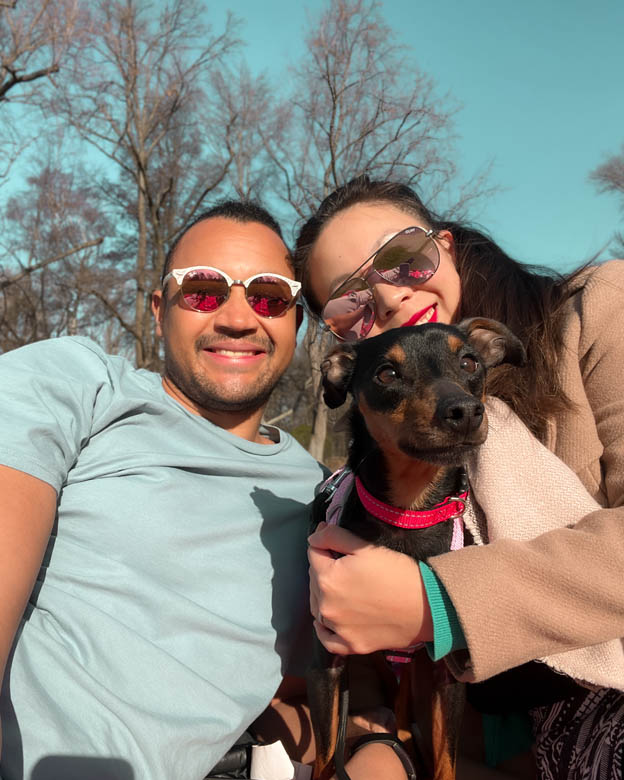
xmin=163 ymin=339 xmax=281 ymax=415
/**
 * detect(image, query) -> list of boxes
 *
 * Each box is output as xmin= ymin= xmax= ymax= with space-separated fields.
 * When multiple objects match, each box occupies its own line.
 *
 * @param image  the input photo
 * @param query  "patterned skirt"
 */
xmin=531 ymin=687 xmax=624 ymax=779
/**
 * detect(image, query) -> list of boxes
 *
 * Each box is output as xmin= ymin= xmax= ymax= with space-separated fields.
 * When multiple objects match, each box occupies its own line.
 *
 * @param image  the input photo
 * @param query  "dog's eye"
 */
xmin=375 ymin=365 xmax=399 ymax=385
xmin=460 ymin=356 xmax=479 ymax=374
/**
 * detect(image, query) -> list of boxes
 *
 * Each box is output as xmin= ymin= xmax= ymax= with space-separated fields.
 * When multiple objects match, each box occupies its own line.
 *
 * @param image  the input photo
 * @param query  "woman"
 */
xmin=294 ymin=175 xmax=624 ymax=779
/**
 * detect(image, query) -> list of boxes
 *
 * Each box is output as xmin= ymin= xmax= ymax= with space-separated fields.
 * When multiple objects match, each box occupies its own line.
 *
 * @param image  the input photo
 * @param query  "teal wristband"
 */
xmin=419 ymin=562 xmax=466 ymax=660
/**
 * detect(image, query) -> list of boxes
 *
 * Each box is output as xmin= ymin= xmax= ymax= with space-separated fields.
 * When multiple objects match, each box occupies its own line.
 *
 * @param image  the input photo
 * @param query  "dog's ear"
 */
xmin=457 ymin=317 xmax=526 ymax=368
xmin=320 ymin=344 xmax=358 ymax=408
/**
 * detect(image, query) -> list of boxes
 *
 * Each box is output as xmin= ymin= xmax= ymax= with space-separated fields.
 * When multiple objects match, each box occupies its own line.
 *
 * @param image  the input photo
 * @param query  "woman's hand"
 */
xmin=308 ymin=522 xmax=433 ymax=654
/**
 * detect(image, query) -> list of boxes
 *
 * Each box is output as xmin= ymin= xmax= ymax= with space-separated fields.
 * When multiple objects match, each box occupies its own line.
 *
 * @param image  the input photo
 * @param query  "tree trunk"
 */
xmin=135 ymin=172 xmax=148 ymax=367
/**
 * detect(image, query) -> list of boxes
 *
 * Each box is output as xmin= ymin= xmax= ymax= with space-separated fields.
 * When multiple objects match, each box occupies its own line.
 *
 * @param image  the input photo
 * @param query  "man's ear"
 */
xmin=151 ymin=290 xmax=164 ymax=338
xmin=320 ymin=343 xmax=357 ymax=408
xmin=457 ymin=317 xmax=526 ymax=368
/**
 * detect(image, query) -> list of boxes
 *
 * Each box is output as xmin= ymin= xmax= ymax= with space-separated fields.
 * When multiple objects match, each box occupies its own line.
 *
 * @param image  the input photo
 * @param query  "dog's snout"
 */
xmin=437 ymin=396 xmax=484 ymax=435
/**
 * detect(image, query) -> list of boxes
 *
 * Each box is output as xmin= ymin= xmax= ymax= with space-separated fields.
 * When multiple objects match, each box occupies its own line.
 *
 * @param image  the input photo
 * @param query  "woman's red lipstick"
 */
xmin=401 ymin=304 xmax=437 ymax=328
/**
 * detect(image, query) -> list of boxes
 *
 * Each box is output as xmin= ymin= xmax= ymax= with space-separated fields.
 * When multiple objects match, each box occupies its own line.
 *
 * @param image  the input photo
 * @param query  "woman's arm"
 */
xmin=308 ymin=262 xmax=624 ymax=680
xmin=430 ymin=261 xmax=624 ymax=680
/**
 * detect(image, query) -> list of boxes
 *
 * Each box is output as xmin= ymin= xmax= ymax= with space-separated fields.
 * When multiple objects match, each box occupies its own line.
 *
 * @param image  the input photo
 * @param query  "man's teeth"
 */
xmin=212 ymin=349 xmax=257 ymax=357
xmin=415 ymin=307 xmax=434 ymax=325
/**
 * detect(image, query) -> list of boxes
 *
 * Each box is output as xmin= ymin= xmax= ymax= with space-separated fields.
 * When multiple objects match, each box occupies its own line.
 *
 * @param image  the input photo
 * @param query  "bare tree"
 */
xmin=264 ymin=0 xmax=469 ymax=223
xmin=264 ymin=0 xmax=488 ymax=460
xmin=590 ymin=145 xmax=624 ymax=255
xmin=0 ymin=3 xmax=108 ymax=354
xmin=212 ymin=64 xmax=281 ymax=201
xmin=0 ymin=0 xmax=81 ymax=182
xmin=0 ymin=0 xmax=81 ymax=103
xmin=0 ymin=163 xmax=110 ymax=352
xmin=51 ymin=0 xmax=242 ymax=368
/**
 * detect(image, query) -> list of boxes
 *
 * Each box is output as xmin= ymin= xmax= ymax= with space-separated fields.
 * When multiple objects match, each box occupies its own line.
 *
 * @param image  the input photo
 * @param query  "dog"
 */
xmin=307 ymin=318 xmax=526 ymax=780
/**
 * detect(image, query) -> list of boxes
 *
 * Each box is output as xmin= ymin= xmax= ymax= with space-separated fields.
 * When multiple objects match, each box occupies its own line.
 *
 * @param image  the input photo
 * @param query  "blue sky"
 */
xmin=214 ymin=0 xmax=624 ymax=272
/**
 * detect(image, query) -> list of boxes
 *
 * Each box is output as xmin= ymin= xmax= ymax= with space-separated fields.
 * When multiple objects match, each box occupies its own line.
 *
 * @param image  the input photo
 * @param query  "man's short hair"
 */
xmin=161 ymin=200 xmax=287 ymax=284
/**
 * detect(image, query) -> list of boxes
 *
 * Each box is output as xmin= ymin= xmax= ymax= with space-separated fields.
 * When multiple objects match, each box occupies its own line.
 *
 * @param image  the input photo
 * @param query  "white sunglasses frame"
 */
xmin=162 ymin=265 xmax=302 ymax=316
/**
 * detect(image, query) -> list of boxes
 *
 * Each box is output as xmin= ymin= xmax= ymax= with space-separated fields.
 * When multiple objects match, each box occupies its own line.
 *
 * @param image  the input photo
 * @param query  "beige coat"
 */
xmin=429 ymin=260 xmax=624 ymax=687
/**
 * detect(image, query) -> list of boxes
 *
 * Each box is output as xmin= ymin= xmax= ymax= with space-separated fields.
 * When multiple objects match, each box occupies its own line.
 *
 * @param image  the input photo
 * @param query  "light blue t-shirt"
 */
xmin=0 ymin=337 xmax=325 ymax=780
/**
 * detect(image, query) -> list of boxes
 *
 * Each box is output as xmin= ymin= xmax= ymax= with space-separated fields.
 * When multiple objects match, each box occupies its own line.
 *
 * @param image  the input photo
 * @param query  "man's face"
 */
xmin=152 ymin=217 xmax=297 ymax=419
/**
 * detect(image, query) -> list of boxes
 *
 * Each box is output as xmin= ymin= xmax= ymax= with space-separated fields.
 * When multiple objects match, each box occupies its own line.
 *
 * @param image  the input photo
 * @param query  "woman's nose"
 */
xmin=373 ymin=281 xmax=413 ymax=322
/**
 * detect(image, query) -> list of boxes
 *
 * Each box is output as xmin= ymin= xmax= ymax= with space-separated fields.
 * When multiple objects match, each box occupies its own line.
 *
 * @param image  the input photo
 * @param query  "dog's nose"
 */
xmin=437 ymin=396 xmax=484 ymax=435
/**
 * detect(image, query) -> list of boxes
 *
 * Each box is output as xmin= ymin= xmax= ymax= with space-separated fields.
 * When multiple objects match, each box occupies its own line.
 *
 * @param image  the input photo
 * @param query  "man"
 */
xmin=0 ymin=201 xmax=325 ymax=780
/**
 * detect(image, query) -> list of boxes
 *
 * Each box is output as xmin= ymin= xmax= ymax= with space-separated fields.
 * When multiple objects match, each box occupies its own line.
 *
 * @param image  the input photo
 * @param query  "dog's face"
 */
xmin=321 ymin=318 xmax=525 ymax=465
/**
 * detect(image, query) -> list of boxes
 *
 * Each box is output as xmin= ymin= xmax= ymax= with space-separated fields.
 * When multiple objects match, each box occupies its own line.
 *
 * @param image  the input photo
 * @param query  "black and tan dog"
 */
xmin=307 ymin=318 xmax=525 ymax=780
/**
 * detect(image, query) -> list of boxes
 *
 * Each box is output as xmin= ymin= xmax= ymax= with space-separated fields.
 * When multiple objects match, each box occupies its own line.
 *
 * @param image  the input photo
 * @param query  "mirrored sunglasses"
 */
xmin=162 ymin=266 xmax=301 ymax=318
xmin=320 ymin=226 xmax=440 ymax=341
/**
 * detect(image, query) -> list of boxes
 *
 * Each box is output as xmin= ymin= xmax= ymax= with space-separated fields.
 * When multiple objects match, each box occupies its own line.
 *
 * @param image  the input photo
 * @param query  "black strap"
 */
xmin=348 ymin=733 xmax=418 ymax=780
xmin=323 ymin=466 xmax=353 ymax=501
xmin=204 ymin=731 xmax=255 ymax=778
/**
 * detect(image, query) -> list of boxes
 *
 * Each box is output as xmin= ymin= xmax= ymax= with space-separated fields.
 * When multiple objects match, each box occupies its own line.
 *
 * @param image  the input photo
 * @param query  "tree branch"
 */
xmin=0 ymin=238 xmax=104 ymax=290
xmin=88 ymin=288 xmax=141 ymax=343
xmin=0 ymin=63 xmax=60 ymax=101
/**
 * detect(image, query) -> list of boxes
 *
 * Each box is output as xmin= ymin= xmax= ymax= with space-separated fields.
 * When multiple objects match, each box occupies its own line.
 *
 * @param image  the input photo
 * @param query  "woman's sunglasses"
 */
xmin=320 ymin=226 xmax=440 ymax=341
xmin=162 ymin=266 xmax=301 ymax=318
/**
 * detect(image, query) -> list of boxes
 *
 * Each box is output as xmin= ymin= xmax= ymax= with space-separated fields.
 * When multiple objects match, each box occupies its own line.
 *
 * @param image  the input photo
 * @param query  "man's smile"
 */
xmin=198 ymin=338 xmax=271 ymax=365
xmin=209 ymin=349 xmax=260 ymax=357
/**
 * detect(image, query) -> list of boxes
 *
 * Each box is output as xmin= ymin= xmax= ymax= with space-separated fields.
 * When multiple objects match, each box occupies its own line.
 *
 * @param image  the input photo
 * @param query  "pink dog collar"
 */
xmin=354 ymin=477 xmax=468 ymax=530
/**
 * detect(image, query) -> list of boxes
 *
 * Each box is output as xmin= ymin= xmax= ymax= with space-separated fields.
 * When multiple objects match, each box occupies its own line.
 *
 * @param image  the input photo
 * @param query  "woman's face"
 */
xmin=306 ymin=202 xmax=461 ymax=339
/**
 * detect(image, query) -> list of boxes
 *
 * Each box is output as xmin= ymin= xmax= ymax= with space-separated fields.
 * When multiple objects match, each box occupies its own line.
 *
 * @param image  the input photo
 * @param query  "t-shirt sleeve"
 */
xmin=0 ymin=337 xmax=114 ymax=492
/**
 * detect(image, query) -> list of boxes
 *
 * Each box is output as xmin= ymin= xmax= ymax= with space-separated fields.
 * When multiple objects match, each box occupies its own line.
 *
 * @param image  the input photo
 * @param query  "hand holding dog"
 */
xmin=308 ymin=522 xmax=434 ymax=655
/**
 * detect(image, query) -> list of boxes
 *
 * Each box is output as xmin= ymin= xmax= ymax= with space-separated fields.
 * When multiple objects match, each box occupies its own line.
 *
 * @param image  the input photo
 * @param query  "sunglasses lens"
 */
xmin=321 ymin=277 xmax=375 ymax=342
xmin=246 ymin=276 xmax=294 ymax=317
xmin=180 ymin=269 xmax=229 ymax=312
xmin=375 ymin=229 xmax=439 ymax=284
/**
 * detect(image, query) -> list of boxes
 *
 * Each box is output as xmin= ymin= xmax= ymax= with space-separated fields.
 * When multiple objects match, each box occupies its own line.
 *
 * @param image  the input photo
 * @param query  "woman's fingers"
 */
xmin=313 ymin=618 xmax=353 ymax=654
xmin=308 ymin=521 xmax=369 ymax=555
xmin=308 ymin=531 xmax=434 ymax=654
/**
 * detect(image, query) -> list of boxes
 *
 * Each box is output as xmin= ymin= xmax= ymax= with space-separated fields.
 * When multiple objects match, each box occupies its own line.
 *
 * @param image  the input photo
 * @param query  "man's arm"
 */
xmin=0 ymin=466 xmax=57 ymax=694
xmin=251 ymin=676 xmax=316 ymax=764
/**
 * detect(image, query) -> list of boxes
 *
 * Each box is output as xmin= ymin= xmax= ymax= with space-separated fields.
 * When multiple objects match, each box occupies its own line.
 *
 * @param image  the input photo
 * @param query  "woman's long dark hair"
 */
xmin=295 ymin=175 xmax=589 ymax=440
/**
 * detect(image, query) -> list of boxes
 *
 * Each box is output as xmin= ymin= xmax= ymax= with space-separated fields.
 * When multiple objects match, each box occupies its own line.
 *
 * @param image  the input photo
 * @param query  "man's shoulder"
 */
xmin=1 ymin=336 xmax=136 ymax=379
xmin=0 ymin=337 xmax=164 ymax=417
xmin=3 ymin=335 xmax=109 ymax=364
